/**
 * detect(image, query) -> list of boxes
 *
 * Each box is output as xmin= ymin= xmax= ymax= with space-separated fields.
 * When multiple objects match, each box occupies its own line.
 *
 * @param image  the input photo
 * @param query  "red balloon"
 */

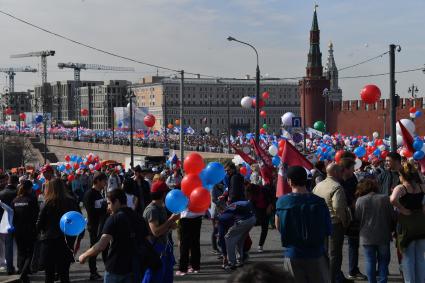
xmin=181 ymin=174 xmax=203 ymax=197
xmin=409 ymin=107 xmax=416 ymax=114
xmin=65 ymin=155 xmax=71 ymax=162
xmin=260 ymin=110 xmax=267 ymax=118
xmin=67 ymin=175 xmax=75 ymax=182
xmin=183 ymin=153 xmax=205 ymax=175
xmin=335 ymin=150 xmax=344 ymax=163
xmin=188 ymin=187 xmax=211 ymax=213
xmin=80 ymin=108 xmax=89 ymax=116
xmin=19 ymin=113 xmax=26 ymax=120
xmin=94 ymin=163 xmax=101 ymax=171
xmin=375 ymin=139 xmax=383 ymax=146
xmin=252 ymin=99 xmax=265 ymax=108
xmin=260 ymin=128 xmax=266 ymax=135
xmin=175 ymin=119 xmax=180 ymax=126
xmin=144 ymin=114 xmax=156 ymax=128
xmin=240 ymin=167 xmax=247 ymax=176
xmin=5 ymin=108 xmax=13 ymax=115
xmin=380 ymin=150 xmax=389 ymax=159
xmin=262 ymin=92 xmax=270 ymax=99
xmin=360 ymin=85 xmax=381 ymax=104
xmin=73 ymin=163 xmax=79 ymax=170
xmin=65 ymin=163 xmax=71 ymax=170
xmin=401 ymin=148 xmax=413 ymax=158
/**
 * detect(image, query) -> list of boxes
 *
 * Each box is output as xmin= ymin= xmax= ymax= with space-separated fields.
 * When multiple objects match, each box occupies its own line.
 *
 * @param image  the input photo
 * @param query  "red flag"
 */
xmin=231 ymin=145 xmax=256 ymax=165
xmin=398 ymin=120 xmax=425 ymax=174
xmin=250 ymin=139 xmax=274 ymax=185
xmin=276 ymin=140 xmax=314 ymax=197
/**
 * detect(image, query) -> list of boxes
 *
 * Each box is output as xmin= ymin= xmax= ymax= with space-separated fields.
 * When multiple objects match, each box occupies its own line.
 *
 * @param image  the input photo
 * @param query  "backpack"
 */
xmin=278 ymin=195 xmax=330 ymax=248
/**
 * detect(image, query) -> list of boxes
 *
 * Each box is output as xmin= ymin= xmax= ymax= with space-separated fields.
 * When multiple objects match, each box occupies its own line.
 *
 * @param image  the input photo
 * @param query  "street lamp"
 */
xmin=227 ymin=36 xmax=260 ymax=143
xmin=126 ymin=87 xmax=136 ymax=170
xmin=302 ymin=81 xmax=310 ymax=153
xmin=408 ymin=84 xmax=419 ymax=99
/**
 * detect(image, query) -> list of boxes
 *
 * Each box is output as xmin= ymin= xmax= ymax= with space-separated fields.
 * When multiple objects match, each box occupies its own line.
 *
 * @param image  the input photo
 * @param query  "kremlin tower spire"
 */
xmin=325 ymin=41 xmax=343 ymax=101
xmin=299 ymin=5 xmax=330 ymax=131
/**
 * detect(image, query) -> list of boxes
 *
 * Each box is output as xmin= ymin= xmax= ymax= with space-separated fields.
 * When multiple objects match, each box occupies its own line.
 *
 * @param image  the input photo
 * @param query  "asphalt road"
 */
xmin=0 ymin=220 xmax=403 ymax=283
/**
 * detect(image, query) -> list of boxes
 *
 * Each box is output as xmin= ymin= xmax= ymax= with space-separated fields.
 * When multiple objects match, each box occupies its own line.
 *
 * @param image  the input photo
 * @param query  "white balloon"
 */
xmin=268 ymin=145 xmax=278 ymax=156
xmin=281 ymin=112 xmax=295 ymax=126
xmin=378 ymin=145 xmax=386 ymax=151
xmin=354 ymin=158 xmax=362 ymax=170
xmin=410 ymin=113 xmax=416 ymax=119
xmin=240 ymin=96 xmax=253 ymax=109
xmin=396 ymin=119 xmax=415 ymax=135
xmin=344 ymin=139 xmax=351 ymax=146
xmin=372 ymin=132 xmax=379 ymax=139
xmin=205 ymin=127 xmax=211 ymax=133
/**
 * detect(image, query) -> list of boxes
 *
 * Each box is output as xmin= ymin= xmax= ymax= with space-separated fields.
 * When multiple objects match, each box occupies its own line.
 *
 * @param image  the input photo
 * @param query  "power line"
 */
xmin=339 ymin=51 xmax=389 ymax=71
xmin=0 ymin=9 xmax=218 ymax=78
xmin=339 ymin=67 xmax=424 ymax=79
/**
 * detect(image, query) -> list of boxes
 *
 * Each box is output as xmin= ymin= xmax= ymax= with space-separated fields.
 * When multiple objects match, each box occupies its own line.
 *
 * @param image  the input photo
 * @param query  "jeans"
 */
xmin=348 ymin=236 xmax=360 ymax=275
xmin=5 ymin=233 xmax=14 ymax=273
xmin=363 ymin=244 xmax=390 ymax=283
xmin=225 ymin=216 xmax=256 ymax=265
xmin=401 ymin=239 xmax=425 ymax=283
xmin=103 ymin=272 xmax=132 ymax=283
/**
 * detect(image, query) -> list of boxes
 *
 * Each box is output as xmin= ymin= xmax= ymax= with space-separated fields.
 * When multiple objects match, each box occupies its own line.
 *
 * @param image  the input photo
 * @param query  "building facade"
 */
xmin=80 ymin=80 xmax=130 ymax=130
xmin=3 ymin=90 xmax=33 ymax=122
xmin=133 ymin=76 xmax=299 ymax=136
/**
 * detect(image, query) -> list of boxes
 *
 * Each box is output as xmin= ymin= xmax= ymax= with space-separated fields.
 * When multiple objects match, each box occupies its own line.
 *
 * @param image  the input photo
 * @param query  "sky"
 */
xmin=0 ymin=0 xmax=424 ymax=100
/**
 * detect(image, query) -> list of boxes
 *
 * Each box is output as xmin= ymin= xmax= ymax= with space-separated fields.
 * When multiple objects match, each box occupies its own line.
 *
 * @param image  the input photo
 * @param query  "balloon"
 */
xmin=175 ymin=119 xmax=180 ymax=126
xmin=373 ymin=149 xmax=381 ymax=157
xmin=372 ymin=132 xmax=379 ymax=139
xmin=260 ymin=128 xmax=266 ymax=135
xmin=67 ymin=175 xmax=75 ymax=182
xmin=262 ymin=124 xmax=268 ymax=129
xmin=400 ymin=148 xmax=412 ymax=158
xmin=354 ymin=158 xmax=362 ymax=170
xmin=344 ymin=139 xmax=351 ymax=146
xmin=409 ymin=107 xmax=416 ymax=114
xmin=240 ymin=96 xmax=253 ymax=109
xmin=32 ymin=183 xmax=40 ymax=191
xmin=381 ymin=150 xmax=389 ymax=159
xmin=181 ymin=174 xmax=203 ymax=196
xmin=167 ymin=123 xmax=174 ymax=129
xmin=73 ymin=163 xmax=79 ymax=170
xmin=413 ymin=151 xmax=425 ymax=160
xmin=260 ymin=110 xmax=267 ymax=118
xmin=262 ymin=91 xmax=270 ymax=99
xmin=144 ymin=114 xmax=156 ymax=128
xmin=205 ymin=127 xmax=211 ymax=134
xmin=415 ymin=111 xmax=422 ymax=118
xmin=354 ymin=146 xmax=366 ymax=158
xmin=268 ymin=145 xmax=278 ymax=156
xmin=183 ymin=153 xmax=205 ymax=175
xmin=5 ymin=108 xmax=13 ymax=115
xmin=64 ymin=155 xmax=70 ymax=162
xmin=314 ymin=121 xmax=325 ymax=132
xmin=240 ymin=167 xmax=247 ymax=176
xmin=410 ymin=113 xmax=416 ymax=119
xmin=203 ymin=162 xmax=226 ymax=185
xmin=360 ymin=84 xmax=381 ymax=104
xmin=252 ymin=98 xmax=265 ymax=108
xmin=19 ymin=113 xmax=26 ymax=120
xmin=396 ymin=119 xmax=415 ymax=136
xmin=35 ymin=115 xmax=43 ymax=123
xmin=188 ymin=187 xmax=211 ymax=213
xmin=80 ymin=108 xmax=89 ymax=116
xmin=165 ymin=189 xmax=189 ymax=214
xmin=59 ymin=211 xmax=86 ymax=236
xmin=335 ymin=150 xmax=344 ymax=163
xmin=94 ymin=163 xmax=101 ymax=171
xmin=413 ymin=139 xmax=424 ymax=151
xmin=272 ymin=156 xmax=281 ymax=166
xmin=281 ymin=112 xmax=295 ymax=127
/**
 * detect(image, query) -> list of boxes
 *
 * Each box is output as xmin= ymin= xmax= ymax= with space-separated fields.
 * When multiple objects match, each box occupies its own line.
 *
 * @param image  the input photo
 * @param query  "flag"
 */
xmin=398 ymin=120 xmax=425 ymax=173
xmin=250 ymin=139 xmax=274 ymax=185
xmin=231 ymin=145 xmax=256 ymax=165
xmin=276 ymin=140 xmax=314 ymax=197
xmin=168 ymin=151 xmax=181 ymax=169
xmin=185 ymin=126 xmax=195 ymax=135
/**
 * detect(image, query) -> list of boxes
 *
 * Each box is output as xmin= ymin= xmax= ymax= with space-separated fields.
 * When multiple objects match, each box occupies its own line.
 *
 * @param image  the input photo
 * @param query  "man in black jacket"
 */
xmin=133 ymin=166 xmax=151 ymax=216
xmin=221 ymin=161 xmax=245 ymax=203
xmin=0 ymin=174 xmax=18 ymax=274
xmin=83 ymin=172 xmax=108 ymax=281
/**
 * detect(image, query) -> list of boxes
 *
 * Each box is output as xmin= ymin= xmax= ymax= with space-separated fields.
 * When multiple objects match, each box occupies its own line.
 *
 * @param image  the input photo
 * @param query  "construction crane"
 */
xmin=11 ymin=50 xmax=55 ymax=84
xmin=57 ymin=62 xmax=135 ymax=139
xmin=0 ymin=66 xmax=37 ymax=93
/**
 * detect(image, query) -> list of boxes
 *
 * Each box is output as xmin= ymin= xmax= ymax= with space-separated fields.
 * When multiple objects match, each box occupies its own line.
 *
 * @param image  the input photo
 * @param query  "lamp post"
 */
xmin=127 ymin=87 xmax=136 ymax=170
xmin=227 ymin=36 xmax=260 ymax=143
xmin=322 ymin=88 xmax=329 ymax=132
xmin=179 ymin=70 xmax=184 ymax=164
xmin=408 ymin=84 xmax=419 ymax=99
xmin=389 ymin=44 xmax=401 ymax=152
xmin=163 ymin=88 xmax=169 ymax=156
xmin=302 ymin=81 xmax=310 ymax=153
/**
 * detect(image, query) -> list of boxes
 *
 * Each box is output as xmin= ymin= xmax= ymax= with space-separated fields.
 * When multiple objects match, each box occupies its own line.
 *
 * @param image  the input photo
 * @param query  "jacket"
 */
xmin=0 ymin=185 xmax=17 ymax=219
xmin=228 ymin=173 xmax=245 ymax=203
xmin=377 ymin=170 xmax=400 ymax=196
xmin=313 ymin=176 xmax=349 ymax=227
xmin=12 ymin=194 xmax=39 ymax=238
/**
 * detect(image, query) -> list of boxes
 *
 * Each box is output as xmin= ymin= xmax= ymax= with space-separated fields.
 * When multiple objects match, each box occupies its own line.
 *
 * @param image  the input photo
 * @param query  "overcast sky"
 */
xmin=0 ymin=0 xmax=424 ymax=100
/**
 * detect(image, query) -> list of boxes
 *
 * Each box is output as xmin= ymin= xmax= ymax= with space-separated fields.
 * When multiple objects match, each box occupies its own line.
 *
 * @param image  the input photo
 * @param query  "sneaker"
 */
xmin=89 ymin=273 xmax=102 ymax=281
xmin=347 ymin=271 xmax=367 ymax=280
xmin=175 ymin=271 xmax=186 ymax=276
xmin=223 ymin=264 xmax=236 ymax=271
xmin=211 ymin=249 xmax=220 ymax=255
xmin=257 ymin=246 xmax=263 ymax=253
xmin=188 ymin=268 xmax=199 ymax=274
xmin=0 ymin=266 xmax=6 ymax=273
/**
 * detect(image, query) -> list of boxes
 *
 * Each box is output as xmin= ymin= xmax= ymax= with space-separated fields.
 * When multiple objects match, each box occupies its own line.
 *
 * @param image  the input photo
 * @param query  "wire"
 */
xmin=339 ymin=51 xmax=389 ymax=71
xmin=0 ymin=9 xmax=218 ymax=78
xmin=339 ymin=67 xmax=424 ymax=79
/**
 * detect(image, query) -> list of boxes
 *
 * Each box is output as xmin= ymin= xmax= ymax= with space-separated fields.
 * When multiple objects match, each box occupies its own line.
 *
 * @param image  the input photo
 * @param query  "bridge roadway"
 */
xmin=46 ymin=139 xmax=233 ymax=164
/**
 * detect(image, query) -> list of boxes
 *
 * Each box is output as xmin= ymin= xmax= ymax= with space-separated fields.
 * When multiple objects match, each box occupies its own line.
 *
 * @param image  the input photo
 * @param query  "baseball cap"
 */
xmin=151 ymin=181 xmax=168 ymax=193
xmin=40 ymin=165 xmax=53 ymax=173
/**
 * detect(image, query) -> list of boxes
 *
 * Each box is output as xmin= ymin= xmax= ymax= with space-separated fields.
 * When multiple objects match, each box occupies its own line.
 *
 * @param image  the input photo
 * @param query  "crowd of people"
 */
xmin=0 ymin=148 xmax=422 ymax=283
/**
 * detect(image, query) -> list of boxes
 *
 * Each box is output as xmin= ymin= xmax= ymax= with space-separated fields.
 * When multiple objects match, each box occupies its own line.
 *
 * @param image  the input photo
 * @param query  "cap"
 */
xmin=151 ymin=181 xmax=168 ymax=193
xmin=134 ymin=165 xmax=142 ymax=173
xmin=40 ymin=165 xmax=53 ymax=173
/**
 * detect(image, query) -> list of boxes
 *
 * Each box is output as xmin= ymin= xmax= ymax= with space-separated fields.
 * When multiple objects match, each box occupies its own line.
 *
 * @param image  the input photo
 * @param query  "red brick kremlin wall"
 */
xmin=326 ymin=97 xmax=425 ymax=136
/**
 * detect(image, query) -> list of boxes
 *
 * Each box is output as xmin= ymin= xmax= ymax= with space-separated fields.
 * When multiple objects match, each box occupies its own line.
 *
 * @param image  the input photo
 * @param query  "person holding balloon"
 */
xmin=12 ymin=180 xmax=39 ymax=283
xmin=36 ymin=178 xmax=80 ymax=283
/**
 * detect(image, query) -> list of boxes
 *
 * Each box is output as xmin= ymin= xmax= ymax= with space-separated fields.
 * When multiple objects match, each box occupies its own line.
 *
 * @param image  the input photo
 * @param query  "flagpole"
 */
xmin=179 ymin=70 xmax=185 ymax=166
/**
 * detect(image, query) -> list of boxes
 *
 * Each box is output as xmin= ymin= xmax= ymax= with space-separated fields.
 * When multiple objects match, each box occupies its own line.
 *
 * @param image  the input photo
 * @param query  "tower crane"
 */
xmin=11 ymin=50 xmax=55 ymax=84
xmin=57 ymin=62 xmax=135 ymax=138
xmin=0 ymin=66 xmax=37 ymax=93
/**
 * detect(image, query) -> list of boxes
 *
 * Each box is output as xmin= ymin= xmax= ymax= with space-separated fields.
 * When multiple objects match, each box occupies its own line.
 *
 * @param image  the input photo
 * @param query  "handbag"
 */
xmin=397 ymin=211 xmax=425 ymax=251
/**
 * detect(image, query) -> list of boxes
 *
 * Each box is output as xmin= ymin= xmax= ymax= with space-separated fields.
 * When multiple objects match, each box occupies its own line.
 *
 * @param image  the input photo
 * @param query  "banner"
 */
xmin=114 ymin=107 xmax=149 ymax=131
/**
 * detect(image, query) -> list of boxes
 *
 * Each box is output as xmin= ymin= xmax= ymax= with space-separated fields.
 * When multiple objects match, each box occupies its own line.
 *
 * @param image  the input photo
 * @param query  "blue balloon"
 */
xmin=415 ymin=110 xmax=422 ymax=118
xmin=373 ymin=149 xmax=381 ymax=157
xmin=35 ymin=115 xmax=43 ymax=123
xmin=39 ymin=177 xmax=45 ymax=184
xmin=413 ymin=150 xmax=425 ymax=160
xmin=59 ymin=211 xmax=86 ymax=236
xmin=32 ymin=183 xmax=40 ymax=191
xmin=272 ymin=156 xmax=281 ymax=166
xmin=204 ymin=162 xmax=225 ymax=186
xmin=413 ymin=140 xmax=424 ymax=151
xmin=165 ymin=189 xmax=189 ymax=214
xmin=354 ymin=146 xmax=366 ymax=158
